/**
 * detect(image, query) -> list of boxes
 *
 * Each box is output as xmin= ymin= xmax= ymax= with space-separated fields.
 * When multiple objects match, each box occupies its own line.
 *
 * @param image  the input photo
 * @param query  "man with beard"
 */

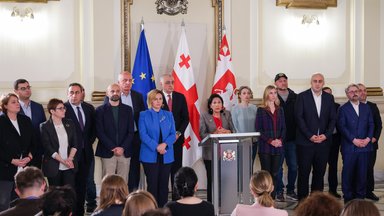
xmin=95 ymin=83 xmax=134 ymax=182
xmin=338 ymin=84 xmax=374 ymax=203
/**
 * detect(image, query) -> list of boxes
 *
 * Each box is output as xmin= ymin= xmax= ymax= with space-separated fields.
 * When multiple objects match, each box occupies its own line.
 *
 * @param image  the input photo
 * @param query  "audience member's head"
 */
xmin=340 ymin=199 xmax=380 ymax=216
xmin=14 ymin=166 xmax=46 ymax=198
xmin=142 ymin=208 xmax=171 ymax=216
xmin=249 ymin=170 xmax=274 ymax=208
xmin=39 ymin=186 xmax=76 ymax=216
xmin=96 ymin=174 xmax=129 ymax=212
xmin=295 ymin=192 xmax=342 ymax=216
xmin=174 ymin=167 xmax=198 ymax=199
xmin=122 ymin=190 xmax=158 ymax=216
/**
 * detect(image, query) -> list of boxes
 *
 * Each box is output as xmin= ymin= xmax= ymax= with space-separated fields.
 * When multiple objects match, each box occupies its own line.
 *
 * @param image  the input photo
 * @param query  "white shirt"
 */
xmin=19 ymin=100 xmax=32 ymax=120
xmin=70 ymin=103 xmax=85 ymax=126
xmin=121 ymin=91 xmax=137 ymax=131
xmin=10 ymin=119 xmax=20 ymax=135
xmin=163 ymin=91 xmax=173 ymax=105
xmin=350 ymin=101 xmax=360 ymax=116
xmin=311 ymin=89 xmax=322 ymax=117
xmin=52 ymin=124 xmax=69 ymax=171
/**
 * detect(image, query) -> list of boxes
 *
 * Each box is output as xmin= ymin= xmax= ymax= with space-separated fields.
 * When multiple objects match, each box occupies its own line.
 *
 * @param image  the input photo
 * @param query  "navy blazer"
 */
xmin=139 ymin=109 xmax=176 ymax=164
xmin=95 ymin=102 xmax=134 ymax=158
xmin=0 ymin=114 xmax=36 ymax=181
xmin=338 ymin=101 xmax=374 ymax=154
xmin=64 ymin=101 xmax=96 ymax=163
xmin=295 ymin=89 xmax=337 ymax=146
xmin=367 ymin=101 xmax=382 ymax=149
xmin=40 ymin=118 xmax=78 ymax=177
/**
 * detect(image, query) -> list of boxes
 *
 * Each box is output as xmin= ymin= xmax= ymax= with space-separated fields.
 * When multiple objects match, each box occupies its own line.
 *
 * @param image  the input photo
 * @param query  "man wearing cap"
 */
xmin=274 ymin=73 xmax=298 ymax=202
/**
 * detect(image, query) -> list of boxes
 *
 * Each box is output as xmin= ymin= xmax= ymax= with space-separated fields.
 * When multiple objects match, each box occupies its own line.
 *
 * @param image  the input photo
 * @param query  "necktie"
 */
xmin=167 ymin=94 xmax=172 ymax=112
xmin=77 ymin=106 xmax=84 ymax=131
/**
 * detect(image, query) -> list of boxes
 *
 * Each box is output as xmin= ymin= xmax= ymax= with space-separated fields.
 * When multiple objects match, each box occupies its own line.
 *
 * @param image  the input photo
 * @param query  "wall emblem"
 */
xmin=155 ymin=0 xmax=188 ymax=16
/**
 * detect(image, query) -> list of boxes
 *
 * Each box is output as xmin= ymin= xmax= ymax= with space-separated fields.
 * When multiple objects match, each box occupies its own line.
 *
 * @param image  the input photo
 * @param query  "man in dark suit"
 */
xmin=64 ymin=83 xmax=96 ymax=216
xmin=338 ymin=84 xmax=374 ymax=203
xmin=13 ymin=79 xmax=46 ymax=168
xmin=159 ymin=74 xmax=189 ymax=200
xmin=323 ymin=87 xmax=342 ymax=199
xmin=96 ymin=83 xmax=134 ymax=183
xmin=358 ymin=83 xmax=382 ymax=201
xmin=295 ymin=73 xmax=337 ymax=200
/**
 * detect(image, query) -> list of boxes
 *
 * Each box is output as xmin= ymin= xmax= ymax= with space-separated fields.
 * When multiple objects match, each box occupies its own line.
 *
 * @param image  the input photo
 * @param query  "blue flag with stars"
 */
xmin=132 ymin=29 xmax=156 ymax=108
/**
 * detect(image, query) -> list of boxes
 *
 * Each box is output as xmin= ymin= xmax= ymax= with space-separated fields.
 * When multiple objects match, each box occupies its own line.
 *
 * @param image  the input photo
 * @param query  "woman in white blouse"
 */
xmin=231 ymin=86 xmax=258 ymax=161
xmin=40 ymin=98 xmax=78 ymax=188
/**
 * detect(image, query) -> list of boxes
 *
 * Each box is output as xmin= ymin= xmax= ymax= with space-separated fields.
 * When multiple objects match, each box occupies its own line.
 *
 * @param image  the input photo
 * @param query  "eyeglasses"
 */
xmin=19 ymin=86 xmax=31 ymax=91
xmin=348 ymin=90 xmax=359 ymax=94
xmin=164 ymin=81 xmax=174 ymax=85
xmin=55 ymin=106 xmax=66 ymax=111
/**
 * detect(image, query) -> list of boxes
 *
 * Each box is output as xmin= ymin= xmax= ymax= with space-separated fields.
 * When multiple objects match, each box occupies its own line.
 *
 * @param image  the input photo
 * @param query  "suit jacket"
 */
xmin=295 ymin=89 xmax=337 ymax=146
xmin=40 ymin=118 xmax=78 ymax=177
xmin=0 ymin=114 xmax=36 ymax=181
xmin=0 ymin=198 xmax=42 ymax=216
xmin=95 ymin=102 xmax=134 ymax=158
xmin=103 ymin=90 xmax=146 ymax=127
xmin=338 ymin=101 xmax=374 ymax=154
xmin=231 ymin=203 xmax=288 ymax=216
xmin=64 ymin=101 xmax=96 ymax=163
xmin=139 ymin=109 xmax=176 ymax=164
xmin=199 ymin=110 xmax=235 ymax=160
xmin=366 ymin=101 xmax=382 ymax=149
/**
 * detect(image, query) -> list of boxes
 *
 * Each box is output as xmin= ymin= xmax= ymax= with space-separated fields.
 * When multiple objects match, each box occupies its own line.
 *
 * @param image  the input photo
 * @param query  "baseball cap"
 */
xmin=274 ymin=73 xmax=288 ymax=82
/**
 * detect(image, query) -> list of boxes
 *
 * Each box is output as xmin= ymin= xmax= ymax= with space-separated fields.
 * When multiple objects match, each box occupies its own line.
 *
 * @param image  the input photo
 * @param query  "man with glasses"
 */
xmin=159 ymin=73 xmax=189 ymax=200
xmin=338 ymin=84 xmax=374 ymax=203
xmin=64 ymin=83 xmax=96 ymax=215
xmin=13 ymin=79 xmax=46 ymax=168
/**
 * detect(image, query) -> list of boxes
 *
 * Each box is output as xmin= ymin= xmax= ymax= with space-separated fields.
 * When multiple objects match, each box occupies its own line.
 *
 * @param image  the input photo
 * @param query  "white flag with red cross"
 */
xmin=172 ymin=25 xmax=202 ymax=166
xmin=212 ymin=33 xmax=237 ymax=110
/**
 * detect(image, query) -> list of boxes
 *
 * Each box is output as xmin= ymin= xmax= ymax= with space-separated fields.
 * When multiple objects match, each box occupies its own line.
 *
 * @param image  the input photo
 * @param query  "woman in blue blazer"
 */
xmin=139 ymin=89 xmax=176 ymax=207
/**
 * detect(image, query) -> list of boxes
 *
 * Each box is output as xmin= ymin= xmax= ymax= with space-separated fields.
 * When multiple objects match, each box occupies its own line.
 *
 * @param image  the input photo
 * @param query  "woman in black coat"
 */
xmin=0 ymin=93 xmax=36 ymax=211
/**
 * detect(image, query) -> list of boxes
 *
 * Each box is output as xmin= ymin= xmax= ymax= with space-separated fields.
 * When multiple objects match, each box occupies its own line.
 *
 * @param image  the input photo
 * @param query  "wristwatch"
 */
xmin=176 ymin=131 xmax=182 ymax=136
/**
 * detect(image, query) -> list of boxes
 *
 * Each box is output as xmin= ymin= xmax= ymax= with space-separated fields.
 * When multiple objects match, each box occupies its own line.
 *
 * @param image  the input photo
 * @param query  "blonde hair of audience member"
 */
xmin=96 ymin=175 xmax=129 ymax=212
xmin=249 ymin=170 xmax=275 ymax=207
xmin=260 ymin=85 xmax=280 ymax=109
xmin=294 ymin=192 xmax=342 ymax=216
xmin=340 ymin=199 xmax=380 ymax=216
xmin=122 ymin=190 xmax=158 ymax=216
xmin=147 ymin=89 xmax=163 ymax=109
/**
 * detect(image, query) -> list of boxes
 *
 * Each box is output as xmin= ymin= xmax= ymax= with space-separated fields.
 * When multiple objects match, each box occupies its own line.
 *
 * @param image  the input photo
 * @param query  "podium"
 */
xmin=199 ymin=132 xmax=260 ymax=215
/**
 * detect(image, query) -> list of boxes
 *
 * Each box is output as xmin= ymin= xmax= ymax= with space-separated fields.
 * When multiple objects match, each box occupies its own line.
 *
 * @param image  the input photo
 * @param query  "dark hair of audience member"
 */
xmin=174 ymin=166 xmax=198 ymax=198
xmin=1 ymin=93 xmax=18 ymax=113
xmin=40 ymin=185 xmax=76 ymax=216
xmin=340 ymin=199 xmax=380 ymax=216
xmin=142 ymin=208 xmax=171 ymax=216
xmin=96 ymin=174 xmax=129 ymax=211
xmin=15 ymin=166 xmax=46 ymax=194
xmin=295 ymin=192 xmax=342 ymax=216
xmin=122 ymin=190 xmax=158 ymax=216
xmin=250 ymin=170 xmax=274 ymax=207
xmin=46 ymin=98 xmax=64 ymax=115
xmin=13 ymin=78 xmax=28 ymax=90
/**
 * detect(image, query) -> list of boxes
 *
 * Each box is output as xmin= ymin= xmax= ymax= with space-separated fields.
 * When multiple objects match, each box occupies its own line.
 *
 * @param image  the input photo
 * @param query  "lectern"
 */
xmin=199 ymin=132 xmax=260 ymax=215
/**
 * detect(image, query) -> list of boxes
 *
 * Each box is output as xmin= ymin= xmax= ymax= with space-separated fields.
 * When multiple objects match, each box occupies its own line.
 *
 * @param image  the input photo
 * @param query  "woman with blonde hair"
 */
xmin=122 ymin=190 xmax=158 ymax=216
xmin=231 ymin=170 xmax=287 ymax=216
xmin=91 ymin=175 xmax=129 ymax=216
xmin=255 ymin=85 xmax=285 ymax=198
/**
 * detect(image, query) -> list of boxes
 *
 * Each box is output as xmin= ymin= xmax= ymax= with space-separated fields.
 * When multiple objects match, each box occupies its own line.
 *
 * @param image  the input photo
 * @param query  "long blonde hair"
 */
xmin=122 ymin=190 xmax=158 ymax=216
xmin=250 ymin=170 xmax=274 ymax=207
xmin=96 ymin=175 xmax=129 ymax=211
xmin=260 ymin=85 xmax=280 ymax=109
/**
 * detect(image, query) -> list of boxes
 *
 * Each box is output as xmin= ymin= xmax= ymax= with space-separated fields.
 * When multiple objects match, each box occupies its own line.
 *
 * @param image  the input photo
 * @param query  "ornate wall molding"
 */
xmin=155 ymin=0 xmax=188 ymax=16
xmin=212 ymin=0 xmax=223 ymax=60
xmin=276 ymin=0 xmax=337 ymax=9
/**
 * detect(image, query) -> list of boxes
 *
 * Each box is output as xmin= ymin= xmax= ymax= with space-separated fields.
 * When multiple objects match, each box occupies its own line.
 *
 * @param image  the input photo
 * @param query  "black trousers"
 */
xmin=259 ymin=153 xmax=282 ymax=198
xmin=367 ymin=149 xmax=377 ymax=193
xmin=171 ymin=137 xmax=183 ymax=200
xmin=327 ymin=133 xmax=341 ymax=192
xmin=128 ymin=132 xmax=141 ymax=192
xmin=48 ymin=169 xmax=75 ymax=188
xmin=142 ymin=162 xmax=172 ymax=207
xmin=74 ymin=149 xmax=88 ymax=216
xmin=203 ymin=160 xmax=212 ymax=203
xmin=297 ymin=143 xmax=330 ymax=200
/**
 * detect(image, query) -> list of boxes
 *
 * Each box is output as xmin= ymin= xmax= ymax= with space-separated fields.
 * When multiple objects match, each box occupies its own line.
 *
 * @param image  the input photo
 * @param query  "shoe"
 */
xmin=366 ymin=192 xmax=379 ymax=201
xmin=286 ymin=191 xmax=298 ymax=201
xmin=275 ymin=193 xmax=285 ymax=202
xmin=329 ymin=191 xmax=342 ymax=199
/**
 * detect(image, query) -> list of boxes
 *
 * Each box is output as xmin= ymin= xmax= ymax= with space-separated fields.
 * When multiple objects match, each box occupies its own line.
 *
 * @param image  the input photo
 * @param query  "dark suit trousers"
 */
xmin=328 ymin=133 xmax=341 ymax=192
xmin=367 ymin=149 xmax=377 ymax=193
xmin=342 ymin=152 xmax=368 ymax=202
xmin=203 ymin=160 xmax=212 ymax=203
xmin=48 ymin=169 xmax=75 ymax=188
xmin=171 ymin=137 xmax=183 ymax=200
xmin=259 ymin=153 xmax=282 ymax=198
xmin=128 ymin=132 xmax=141 ymax=192
xmin=74 ymin=149 xmax=88 ymax=216
xmin=142 ymin=162 xmax=172 ymax=207
xmin=297 ymin=143 xmax=330 ymax=200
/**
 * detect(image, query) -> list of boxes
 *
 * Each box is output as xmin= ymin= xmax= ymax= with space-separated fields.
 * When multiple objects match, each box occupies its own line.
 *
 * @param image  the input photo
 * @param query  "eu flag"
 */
xmin=132 ymin=29 xmax=156 ymax=108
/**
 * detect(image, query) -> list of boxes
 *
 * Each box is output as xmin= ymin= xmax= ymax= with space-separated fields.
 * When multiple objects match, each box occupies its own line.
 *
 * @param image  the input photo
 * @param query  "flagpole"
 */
xmin=140 ymin=17 xmax=144 ymax=31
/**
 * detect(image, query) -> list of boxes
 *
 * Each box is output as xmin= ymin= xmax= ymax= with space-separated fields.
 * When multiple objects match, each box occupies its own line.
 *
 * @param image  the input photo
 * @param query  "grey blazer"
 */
xmin=199 ymin=110 xmax=235 ymax=160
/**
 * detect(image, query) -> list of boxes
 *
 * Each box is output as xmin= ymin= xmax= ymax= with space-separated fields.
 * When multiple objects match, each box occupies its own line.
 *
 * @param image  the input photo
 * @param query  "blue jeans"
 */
xmin=86 ymin=158 xmax=97 ymax=209
xmin=276 ymin=140 xmax=297 ymax=193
